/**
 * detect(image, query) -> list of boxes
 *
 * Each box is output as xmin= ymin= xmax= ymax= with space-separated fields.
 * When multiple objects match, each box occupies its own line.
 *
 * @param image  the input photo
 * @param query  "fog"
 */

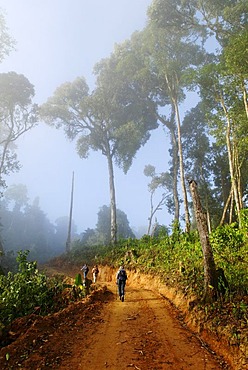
xmin=0 ymin=0 xmax=178 ymax=235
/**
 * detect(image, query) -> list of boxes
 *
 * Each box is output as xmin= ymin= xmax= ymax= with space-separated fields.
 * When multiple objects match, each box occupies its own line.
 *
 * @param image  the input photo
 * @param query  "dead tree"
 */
xmin=189 ymin=180 xmax=218 ymax=302
xmin=66 ymin=171 xmax=74 ymax=253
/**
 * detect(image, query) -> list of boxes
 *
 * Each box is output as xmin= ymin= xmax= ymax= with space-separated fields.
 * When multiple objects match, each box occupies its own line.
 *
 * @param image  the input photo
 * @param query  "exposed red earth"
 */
xmin=0 ymin=264 xmax=245 ymax=369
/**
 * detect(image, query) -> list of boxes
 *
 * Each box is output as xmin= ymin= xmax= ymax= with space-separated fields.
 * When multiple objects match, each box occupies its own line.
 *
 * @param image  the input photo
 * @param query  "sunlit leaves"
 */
xmin=223 ymin=29 xmax=248 ymax=78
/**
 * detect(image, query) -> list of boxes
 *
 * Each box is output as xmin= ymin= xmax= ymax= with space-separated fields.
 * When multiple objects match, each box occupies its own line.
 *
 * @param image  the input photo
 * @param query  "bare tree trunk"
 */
xmin=234 ymin=148 xmax=243 ymax=211
xmin=66 ymin=171 xmax=74 ymax=253
xmin=206 ymin=209 xmax=211 ymax=234
xmin=106 ymin=145 xmax=117 ymax=245
xmin=220 ymin=186 xmax=232 ymax=226
xmin=220 ymin=96 xmax=241 ymax=226
xmin=147 ymin=192 xmax=154 ymax=235
xmin=147 ymin=192 xmax=167 ymax=235
xmin=170 ymin=121 xmax=180 ymax=222
xmin=189 ymin=180 xmax=217 ymax=302
xmin=242 ymin=80 xmax=248 ymax=120
xmin=229 ymin=191 xmax=234 ymax=224
xmin=173 ymin=96 xmax=190 ymax=232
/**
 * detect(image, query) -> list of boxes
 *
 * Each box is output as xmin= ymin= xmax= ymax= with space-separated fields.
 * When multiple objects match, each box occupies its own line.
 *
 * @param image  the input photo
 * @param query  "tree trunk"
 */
xmin=147 ymin=192 xmax=167 ymax=235
xmin=106 ymin=144 xmax=117 ymax=245
xmin=189 ymin=180 xmax=217 ymax=302
xmin=170 ymin=118 xmax=180 ymax=222
xmin=242 ymin=80 xmax=248 ymax=120
xmin=220 ymin=96 xmax=241 ymax=226
xmin=158 ymin=110 xmax=180 ymax=222
xmin=173 ymin=96 xmax=190 ymax=232
xmin=66 ymin=171 xmax=74 ymax=253
xmin=220 ymin=186 xmax=232 ymax=226
xmin=147 ymin=192 xmax=154 ymax=235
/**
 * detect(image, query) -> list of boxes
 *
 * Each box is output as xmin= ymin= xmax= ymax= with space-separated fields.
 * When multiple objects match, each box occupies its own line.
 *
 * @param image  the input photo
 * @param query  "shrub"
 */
xmin=0 ymin=251 xmax=65 ymax=326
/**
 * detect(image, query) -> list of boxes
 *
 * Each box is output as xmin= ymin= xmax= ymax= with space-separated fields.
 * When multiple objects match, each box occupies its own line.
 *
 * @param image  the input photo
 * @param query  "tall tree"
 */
xmin=144 ymin=16 xmax=206 ymax=231
xmin=223 ymin=29 xmax=248 ymax=120
xmin=196 ymin=61 xmax=248 ymax=226
xmin=41 ymin=73 xmax=157 ymax=245
xmin=182 ymin=103 xmax=216 ymax=230
xmin=95 ymin=31 xmax=181 ymax=225
xmin=96 ymin=205 xmax=135 ymax=244
xmin=0 ymin=72 xmax=38 ymax=188
xmin=104 ymin=17 xmax=206 ymax=231
xmin=189 ymin=180 xmax=217 ymax=303
xmin=148 ymin=0 xmax=248 ymax=226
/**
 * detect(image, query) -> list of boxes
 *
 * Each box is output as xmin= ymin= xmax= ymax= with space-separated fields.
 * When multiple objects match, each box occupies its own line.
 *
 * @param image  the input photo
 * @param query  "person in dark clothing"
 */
xmin=116 ymin=265 xmax=127 ymax=302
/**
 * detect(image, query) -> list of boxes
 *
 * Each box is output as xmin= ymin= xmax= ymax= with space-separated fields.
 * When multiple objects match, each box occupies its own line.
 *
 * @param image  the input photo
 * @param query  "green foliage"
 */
xmin=69 ymin=224 xmax=245 ymax=343
xmin=71 ymin=273 xmax=88 ymax=299
xmin=210 ymin=224 xmax=248 ymax=294
xmin=75 ymin=273 xmax=83 ymax=286
xmin=0 ymin=251 xmax=65 ymax=326
xmin=240 ymin=209 xmax=248 ymax=230
xmin=86 ymin=223 xmax=247 ymax=302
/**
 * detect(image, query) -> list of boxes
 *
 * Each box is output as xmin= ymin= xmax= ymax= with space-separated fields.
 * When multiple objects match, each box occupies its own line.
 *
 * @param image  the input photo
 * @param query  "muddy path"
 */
xmin=0 ymin=266 xmax=229 ymax=370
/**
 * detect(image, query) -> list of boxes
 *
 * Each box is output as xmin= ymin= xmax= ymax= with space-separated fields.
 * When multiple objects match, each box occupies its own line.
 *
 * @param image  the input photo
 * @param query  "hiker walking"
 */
xmin=116 ymin=265 xmax=127 ymax=302
xmin=81 ymin=263 xmax=89 ymax=280
xmin=92 ymin=265 xmax=99 ymax=283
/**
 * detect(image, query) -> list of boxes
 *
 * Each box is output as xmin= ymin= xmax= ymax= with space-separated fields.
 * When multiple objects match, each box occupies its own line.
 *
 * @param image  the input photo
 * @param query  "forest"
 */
xmin=0 ymin=0 xmax=247 ymax=368
xmin=0 ymin=0 xmax=247 ymax=250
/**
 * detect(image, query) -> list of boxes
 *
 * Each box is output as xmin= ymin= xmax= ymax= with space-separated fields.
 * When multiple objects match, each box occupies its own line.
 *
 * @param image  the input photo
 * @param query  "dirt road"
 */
xmin=60 ymin=284 xmax=226 ymax=370
xmin=0 ymin=267 xmax=229 ymax=370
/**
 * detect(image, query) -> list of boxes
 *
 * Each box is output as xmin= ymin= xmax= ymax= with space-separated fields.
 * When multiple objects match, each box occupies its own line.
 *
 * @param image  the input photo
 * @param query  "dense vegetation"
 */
xmin=0 ymin=250 xmax=89 ymax=331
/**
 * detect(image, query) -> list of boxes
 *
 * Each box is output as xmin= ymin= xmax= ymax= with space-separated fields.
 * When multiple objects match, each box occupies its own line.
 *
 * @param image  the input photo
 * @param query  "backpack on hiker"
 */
xmin=118 ymin=268 xmax=127 ymax=281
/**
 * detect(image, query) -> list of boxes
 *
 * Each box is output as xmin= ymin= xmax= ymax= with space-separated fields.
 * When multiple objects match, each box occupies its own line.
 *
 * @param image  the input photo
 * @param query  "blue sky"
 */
xmin=0 ymin=0 xmax=185 ymax=235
